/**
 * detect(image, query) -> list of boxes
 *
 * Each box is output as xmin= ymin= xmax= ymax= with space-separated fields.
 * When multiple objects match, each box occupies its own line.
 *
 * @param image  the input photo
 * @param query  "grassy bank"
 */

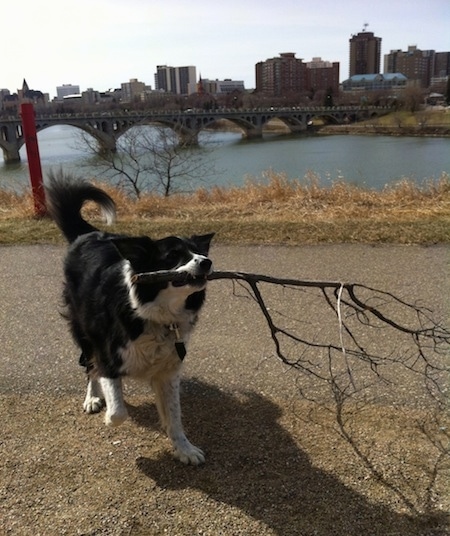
xmin=320 ymin=109 xmax=450 ymax=136
xmin=1 ymin=172 xmax=449 ymax=245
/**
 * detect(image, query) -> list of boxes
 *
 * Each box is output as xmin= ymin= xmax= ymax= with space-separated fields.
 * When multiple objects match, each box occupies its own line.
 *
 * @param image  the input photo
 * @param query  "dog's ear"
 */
xmin=110 ymin=236 xmax=156 ymax=266
xmin=190 ymin=233 xmax=215 ymax=254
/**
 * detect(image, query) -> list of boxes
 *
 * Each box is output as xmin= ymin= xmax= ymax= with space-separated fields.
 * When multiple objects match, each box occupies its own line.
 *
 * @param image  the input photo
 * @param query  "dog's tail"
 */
xmin=45 ymin=171 xmax=116 ymax=243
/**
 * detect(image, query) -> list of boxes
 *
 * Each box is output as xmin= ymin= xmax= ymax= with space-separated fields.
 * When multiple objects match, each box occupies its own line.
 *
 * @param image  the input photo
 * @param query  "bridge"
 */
xmin=0 ymin=106 xmax=390 ymax=163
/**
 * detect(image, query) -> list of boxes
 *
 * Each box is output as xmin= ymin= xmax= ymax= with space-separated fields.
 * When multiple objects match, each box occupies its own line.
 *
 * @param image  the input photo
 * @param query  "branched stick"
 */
xmin=132 ymin=268 xmax=450 ymax=401
xmin=132 ymin=269 xmax=348 ymax=289
xmin=133 ymin=268 xmax=450 ymax=512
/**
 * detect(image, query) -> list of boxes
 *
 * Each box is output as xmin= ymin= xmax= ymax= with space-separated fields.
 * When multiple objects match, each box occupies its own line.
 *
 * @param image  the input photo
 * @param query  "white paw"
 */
xmin=83 ymin=396 xmax=104 ymax=414
xmin=104 ymin=408 xmax=129 ymax=427
xmin=174 ymin=443 xmax=205 ymax=465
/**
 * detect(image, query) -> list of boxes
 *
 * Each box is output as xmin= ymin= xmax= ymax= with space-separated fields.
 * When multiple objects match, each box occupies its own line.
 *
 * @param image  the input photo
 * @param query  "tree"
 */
xmin=324 ymin=88 xmax=334 ymax=107
xmin=78 ymin=125 xmax=214 ymax=198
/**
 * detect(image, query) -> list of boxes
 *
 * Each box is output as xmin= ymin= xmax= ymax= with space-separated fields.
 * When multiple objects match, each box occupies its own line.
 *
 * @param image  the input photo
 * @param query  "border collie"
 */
xmin=46 ymin=174 xmax=214 ymax=464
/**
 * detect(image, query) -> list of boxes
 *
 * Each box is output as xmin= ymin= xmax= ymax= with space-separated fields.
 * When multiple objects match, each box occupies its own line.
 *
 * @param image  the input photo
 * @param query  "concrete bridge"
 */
xmin=0 ymin=106 xmax=390 ymax=163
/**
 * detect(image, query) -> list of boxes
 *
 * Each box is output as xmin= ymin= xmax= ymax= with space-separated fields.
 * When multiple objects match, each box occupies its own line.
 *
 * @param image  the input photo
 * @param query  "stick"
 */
xmin=131 ymin=269 xmax=348 ymax=290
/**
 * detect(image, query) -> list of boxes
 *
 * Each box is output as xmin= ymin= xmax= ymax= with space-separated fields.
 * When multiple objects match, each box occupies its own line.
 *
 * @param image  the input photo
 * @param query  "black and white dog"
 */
xmin=46 ymin=174 xmax=214 ymax=464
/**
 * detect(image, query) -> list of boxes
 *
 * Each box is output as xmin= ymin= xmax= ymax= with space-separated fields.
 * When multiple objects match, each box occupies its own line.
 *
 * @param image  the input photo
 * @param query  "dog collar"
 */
xmin=169 ymin=323 xmax=187 ymax=361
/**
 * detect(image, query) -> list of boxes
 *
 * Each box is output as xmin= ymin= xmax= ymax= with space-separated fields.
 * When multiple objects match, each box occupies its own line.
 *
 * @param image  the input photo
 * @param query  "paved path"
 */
xmin=1 ymin=243 xmax=449 ymax=536
xmin=1 ymin=243 xmax=448 ymax=397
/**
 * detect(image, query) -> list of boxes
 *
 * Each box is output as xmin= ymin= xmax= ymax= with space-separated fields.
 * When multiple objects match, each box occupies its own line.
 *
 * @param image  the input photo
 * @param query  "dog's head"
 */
xmin=111 ymin=233 xmax=214 ymax=296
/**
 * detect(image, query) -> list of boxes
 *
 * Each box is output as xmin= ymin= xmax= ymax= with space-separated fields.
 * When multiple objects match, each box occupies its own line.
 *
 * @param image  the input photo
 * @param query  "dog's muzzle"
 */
xmin=172 ymin=258 xmax=213 ymax=287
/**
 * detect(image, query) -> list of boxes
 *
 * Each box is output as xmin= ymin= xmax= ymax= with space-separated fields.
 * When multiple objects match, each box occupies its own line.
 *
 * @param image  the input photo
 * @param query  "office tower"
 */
xmin=56 ymin=84 xmax=80 ymax=100
xmin=155 ymin=65 xmax=197 ymax=95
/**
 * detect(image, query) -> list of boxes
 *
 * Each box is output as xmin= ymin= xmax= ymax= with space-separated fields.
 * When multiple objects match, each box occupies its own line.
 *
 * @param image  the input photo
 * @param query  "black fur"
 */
xmin=46 ymin=172 xmax=214 ymax=464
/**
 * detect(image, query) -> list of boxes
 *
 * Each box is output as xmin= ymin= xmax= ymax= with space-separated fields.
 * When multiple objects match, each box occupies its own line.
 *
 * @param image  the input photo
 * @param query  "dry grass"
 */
xmin=1 ymin=171 xmax=450 ymax=244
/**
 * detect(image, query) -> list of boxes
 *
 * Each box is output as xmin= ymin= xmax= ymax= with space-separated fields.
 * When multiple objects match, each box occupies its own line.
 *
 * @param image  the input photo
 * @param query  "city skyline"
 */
xmin=3 ymin=0 xmax=450 ymax=98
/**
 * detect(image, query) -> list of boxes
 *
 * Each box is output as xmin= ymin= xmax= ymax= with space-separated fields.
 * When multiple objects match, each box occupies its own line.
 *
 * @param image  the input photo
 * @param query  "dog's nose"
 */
xmin=199 ymin=258 xmax=212 ymax=272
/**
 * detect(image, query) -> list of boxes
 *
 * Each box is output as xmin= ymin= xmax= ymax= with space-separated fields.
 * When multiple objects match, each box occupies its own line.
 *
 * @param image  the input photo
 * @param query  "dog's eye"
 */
xmin=164 ymin=250 xmax=180 ymax=265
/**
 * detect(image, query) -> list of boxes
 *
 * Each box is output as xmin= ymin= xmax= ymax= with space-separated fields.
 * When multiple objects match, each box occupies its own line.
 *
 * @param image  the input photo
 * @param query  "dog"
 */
xmin=46 ymin=173 xmax=214 ymax=464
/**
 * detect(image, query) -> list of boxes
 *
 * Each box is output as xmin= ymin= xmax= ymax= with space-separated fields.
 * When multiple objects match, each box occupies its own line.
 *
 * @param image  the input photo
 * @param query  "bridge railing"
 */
xmin=0 ymin=105 xmax=391 ymax=123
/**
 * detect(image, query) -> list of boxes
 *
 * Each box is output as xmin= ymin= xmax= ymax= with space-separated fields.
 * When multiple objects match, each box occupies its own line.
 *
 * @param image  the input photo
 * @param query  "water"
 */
xmin=1 ymin=125 xmax=449 ymax=192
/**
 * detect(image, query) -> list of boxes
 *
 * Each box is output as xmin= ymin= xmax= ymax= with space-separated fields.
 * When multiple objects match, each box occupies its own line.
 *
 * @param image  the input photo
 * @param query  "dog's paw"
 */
xmin=174 ymin=443 xmax=205 ymax=465
xmin=83 ymin=396 xmax=105 ymax=414
xmin=104 ymin=408 xmax=129 ymax=427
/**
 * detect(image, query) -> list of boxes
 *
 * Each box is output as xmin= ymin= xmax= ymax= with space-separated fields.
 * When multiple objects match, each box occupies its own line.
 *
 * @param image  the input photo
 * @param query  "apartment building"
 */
xmin=349 ymin=30 xmax=382 ymax=76
xmin=385 ymin=46 xmax=450 ymax=87
xmin=305 ymin=58 xmax=340 ymax=94
xmin=255 ymin=52 xmax=306 ymax=96
xmin=121 ymin=78 xmax=149 ymax=102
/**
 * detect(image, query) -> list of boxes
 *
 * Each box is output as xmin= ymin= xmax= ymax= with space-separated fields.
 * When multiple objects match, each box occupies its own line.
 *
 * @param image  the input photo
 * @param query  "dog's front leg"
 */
xmin=152 ymin=374 xmax=205 ymax=465
xmin=98 ymin=376 xmax=128 ymax=426
xmin=83 ymin=377 xmax=104 ymax=414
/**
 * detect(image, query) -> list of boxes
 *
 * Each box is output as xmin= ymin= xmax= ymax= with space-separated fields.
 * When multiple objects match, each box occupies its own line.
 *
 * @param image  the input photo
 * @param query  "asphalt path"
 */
xmin=1 ymin=243 xmax=448 ymax=402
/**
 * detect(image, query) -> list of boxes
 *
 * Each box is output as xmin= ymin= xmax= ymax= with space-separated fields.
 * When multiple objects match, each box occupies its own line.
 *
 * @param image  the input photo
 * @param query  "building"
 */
xmin=56 ymin=84 xmax=80 ymax=100
xmin=349 ymin=29 xmax=382 ymax=76
xmin=384 ymin=46 xmax=435 ymax=87
xmin=385 ymin=47 xmax=450 ymax=88
xmin=200 ymin=78 xmax=245 ymax=94
xmin=434 ymin=51 xmax=450 ymax=78
xmin=121 ymin=78 xmax=150 ymax=102
xmin=342 ymin=73 xmax=407 ymax=92
xmin=155 ymin=65 xmax=197 ymax=95
xmin=305 ymin=57 xmax=340 ymax=95
xmin=255 ymin=52 xmax=306 ymax=96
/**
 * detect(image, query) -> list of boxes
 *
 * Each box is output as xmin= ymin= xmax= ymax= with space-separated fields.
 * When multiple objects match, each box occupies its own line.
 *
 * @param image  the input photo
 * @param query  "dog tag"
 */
xmin=175 ymin=341 xmax=187 ymax=361
xmin=170 ymin=323 xmax=187 ymax=361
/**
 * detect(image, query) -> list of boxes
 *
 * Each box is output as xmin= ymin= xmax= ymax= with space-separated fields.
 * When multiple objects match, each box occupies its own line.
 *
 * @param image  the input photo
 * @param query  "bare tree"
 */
xmin=78 ymin=125 xmax=214 ymax=198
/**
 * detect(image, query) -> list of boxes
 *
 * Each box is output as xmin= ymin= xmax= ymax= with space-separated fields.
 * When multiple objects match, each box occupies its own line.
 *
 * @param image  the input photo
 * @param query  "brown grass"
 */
xmin=1 ymin=171 xmax=450 ymax=244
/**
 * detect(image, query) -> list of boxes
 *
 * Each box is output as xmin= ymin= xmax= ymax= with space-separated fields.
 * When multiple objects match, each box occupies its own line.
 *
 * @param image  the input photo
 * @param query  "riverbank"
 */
xmin=319 ymin=124 xmax=450 ymax=137
xmin=318 ymin=109 xmax=450 ymax=137
xmin=1 ymin=173 xmax=449 ymax=245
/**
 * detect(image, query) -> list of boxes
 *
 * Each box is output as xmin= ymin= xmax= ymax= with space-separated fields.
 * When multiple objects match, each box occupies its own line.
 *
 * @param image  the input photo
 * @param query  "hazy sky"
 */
xmin=4 ymin=0 xmax=450 ymax=98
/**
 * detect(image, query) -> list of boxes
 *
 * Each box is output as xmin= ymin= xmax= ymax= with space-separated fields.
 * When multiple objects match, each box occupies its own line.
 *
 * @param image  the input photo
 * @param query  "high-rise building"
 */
xmin=349 ymin=29 xmax=381 ymax=76
xmin=56 ymin=84 xmax=80 ymax=100
xmin=255 ymin=52 xmax=306 ymax=96
xmin=155 ymin=65 xmax=197 ymax=95
xmin=384 ymin=46 xmax=435 ymax=87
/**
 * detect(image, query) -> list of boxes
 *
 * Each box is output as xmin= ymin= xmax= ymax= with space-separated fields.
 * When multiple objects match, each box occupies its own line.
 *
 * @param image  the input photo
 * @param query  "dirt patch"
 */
xmin=1 ymin=385 xmax=448 ymax=536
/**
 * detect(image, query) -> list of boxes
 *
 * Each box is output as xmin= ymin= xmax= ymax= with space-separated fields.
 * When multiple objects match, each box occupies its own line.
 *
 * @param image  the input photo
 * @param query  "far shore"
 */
xmin=318 ymin=124 xmax=450 ymax=137
xmin=211 ymin=109 xmax=450 ymax=138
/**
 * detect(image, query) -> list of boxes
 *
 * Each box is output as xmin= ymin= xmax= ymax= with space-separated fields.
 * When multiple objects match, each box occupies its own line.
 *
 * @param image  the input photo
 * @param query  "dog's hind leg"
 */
xmin=152 ymin=373 xmax=205 ymax=465
xmin=98 ymin=376 xmax=128 ymax=426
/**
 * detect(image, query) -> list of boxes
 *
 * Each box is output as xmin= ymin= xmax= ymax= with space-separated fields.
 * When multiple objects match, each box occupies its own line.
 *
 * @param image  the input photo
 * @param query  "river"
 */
xmin=1 ymin=125 xmax=449 ymax=192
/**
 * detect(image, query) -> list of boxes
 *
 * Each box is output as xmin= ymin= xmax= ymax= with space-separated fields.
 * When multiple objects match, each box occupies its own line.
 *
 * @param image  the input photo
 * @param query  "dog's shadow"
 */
xmin=131 ymin=379 xmax=438 ymax=536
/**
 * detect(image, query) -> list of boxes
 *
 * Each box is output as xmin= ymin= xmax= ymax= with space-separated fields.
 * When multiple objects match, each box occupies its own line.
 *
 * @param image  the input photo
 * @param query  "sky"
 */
xmin=4 ymin=0 xmax=450 ymax=99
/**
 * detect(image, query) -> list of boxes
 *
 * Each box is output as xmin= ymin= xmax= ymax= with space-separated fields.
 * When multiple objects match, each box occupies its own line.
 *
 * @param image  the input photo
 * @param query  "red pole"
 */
xmin=20 ymin=102 xmax=47 ymax=217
